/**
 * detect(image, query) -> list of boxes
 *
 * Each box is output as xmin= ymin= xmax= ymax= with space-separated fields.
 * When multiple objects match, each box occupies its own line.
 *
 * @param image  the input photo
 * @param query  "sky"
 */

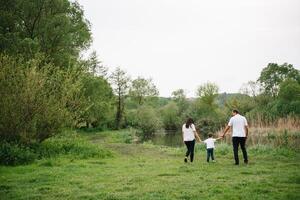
xmin=77 ymin=0 xmax=300 ymax=97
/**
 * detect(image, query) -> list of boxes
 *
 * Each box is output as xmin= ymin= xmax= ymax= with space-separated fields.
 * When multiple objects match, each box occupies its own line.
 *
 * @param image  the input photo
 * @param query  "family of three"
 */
xmin=182 ymin=109 xmax=249 ymax=165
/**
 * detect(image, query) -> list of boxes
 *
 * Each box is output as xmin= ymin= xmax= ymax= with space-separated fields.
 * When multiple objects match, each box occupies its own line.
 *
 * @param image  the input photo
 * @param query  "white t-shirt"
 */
xmin=204 ymin=138 xmax=216 ymax=149
xmin=228 ymin=114 xmax=248 ymax=137
xmin=182 ymin=123 xmax=196 ymax=141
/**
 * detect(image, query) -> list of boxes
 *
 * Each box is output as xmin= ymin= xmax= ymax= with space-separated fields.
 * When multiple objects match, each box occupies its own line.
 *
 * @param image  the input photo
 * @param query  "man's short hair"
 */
xmin=208 ymin=133 xmax=213 ymax=138
xmin=232 ymin=109 xmax=239 ymax=114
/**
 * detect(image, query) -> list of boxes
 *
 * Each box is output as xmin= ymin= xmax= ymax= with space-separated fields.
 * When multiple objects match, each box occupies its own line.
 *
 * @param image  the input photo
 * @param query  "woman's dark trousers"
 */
xmin=184 ymin=140 xmax=195 ymax=162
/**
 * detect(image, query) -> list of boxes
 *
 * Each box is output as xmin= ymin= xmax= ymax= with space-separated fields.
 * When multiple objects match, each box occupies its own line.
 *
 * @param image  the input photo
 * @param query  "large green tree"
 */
xmin=80 ymin=74 xmax=114 ymax=128
xmin=129 ymin=77 xmax=159 ymax=105
xmin=160 ymin=102 xmax=181 ymax=130
xmin=276 ymin=79 xmax=300 ymax=116
xmin=258 ymin=63 xmax=300 ymax=96
xmin=0 ymin=55 xmax=78 ymax=143
xmin=171 ymin=89 xmax=188 ymax=113
xmin=196 ymin=82 xmax=219 ymax=106
xmin=0 ymin=0 xmax=91 ymax=67
xmin=83 ymin=51 xmax=108 ymax=77
xmin=110 ymin=67 xmax=131 ymax=129
xmin=194 ymin=82 xmax=224 ymax=136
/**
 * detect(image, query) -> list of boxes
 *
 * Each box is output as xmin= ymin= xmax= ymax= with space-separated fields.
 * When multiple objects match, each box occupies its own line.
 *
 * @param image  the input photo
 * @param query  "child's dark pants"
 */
xmin=207 ymin=148 xmax=214 ymax=162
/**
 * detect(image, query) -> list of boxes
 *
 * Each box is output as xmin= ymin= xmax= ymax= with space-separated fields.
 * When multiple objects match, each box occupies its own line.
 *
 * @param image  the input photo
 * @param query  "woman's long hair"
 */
xmin=185 ymin=118 xmax=194 ymax=128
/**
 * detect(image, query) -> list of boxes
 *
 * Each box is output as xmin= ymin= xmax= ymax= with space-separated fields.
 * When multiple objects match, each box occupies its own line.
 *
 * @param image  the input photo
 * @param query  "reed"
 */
xmin=216 ymin=117 xmax=300 ymax=150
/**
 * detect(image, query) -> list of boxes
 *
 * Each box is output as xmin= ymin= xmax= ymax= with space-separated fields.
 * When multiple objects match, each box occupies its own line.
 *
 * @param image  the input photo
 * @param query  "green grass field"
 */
xmin=1 ymin=130 xmax=300 ymax=200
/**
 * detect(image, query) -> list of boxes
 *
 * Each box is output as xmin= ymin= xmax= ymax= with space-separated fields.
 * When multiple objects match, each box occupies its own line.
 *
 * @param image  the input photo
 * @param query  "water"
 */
xmin=146 ymin=130 xmax=300 ymax=149
xmin=146 ymin=130 xmax=184 ymax=147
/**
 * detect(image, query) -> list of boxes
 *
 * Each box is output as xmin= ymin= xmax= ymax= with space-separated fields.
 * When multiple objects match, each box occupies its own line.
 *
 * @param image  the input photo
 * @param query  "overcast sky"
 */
xmin=77 ymin=0 xmax=300 ymax=97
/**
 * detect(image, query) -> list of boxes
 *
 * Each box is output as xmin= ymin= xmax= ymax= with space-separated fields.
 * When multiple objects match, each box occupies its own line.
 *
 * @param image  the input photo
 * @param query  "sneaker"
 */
xmin=244 ymin=160 xmax=248 ymax=164
xmin=184 ymin=158 xmax=188 ymax=163
xmin=212 ymin=160 xmax=216 ymax=163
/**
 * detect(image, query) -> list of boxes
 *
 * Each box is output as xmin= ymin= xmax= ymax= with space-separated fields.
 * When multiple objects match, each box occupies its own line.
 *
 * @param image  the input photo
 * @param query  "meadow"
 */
xmin=1 ymin=1 xmax=300 ymax=199
xmin=1 ymin=130 xmax=299 ymax=200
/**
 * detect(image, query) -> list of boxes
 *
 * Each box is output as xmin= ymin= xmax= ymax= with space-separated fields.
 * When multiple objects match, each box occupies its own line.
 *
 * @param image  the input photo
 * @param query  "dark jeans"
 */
xmin=232 ymin=137 xmax=248 ymax=164
xmin=184 ymin=140 xmax=195 ymax=162
xmin=206 ymin=148 xmax=214 ymax=162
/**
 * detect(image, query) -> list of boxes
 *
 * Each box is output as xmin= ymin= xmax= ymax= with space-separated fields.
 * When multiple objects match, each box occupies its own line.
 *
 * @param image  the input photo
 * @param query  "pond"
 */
xmin=144 ymin=130 xmax=184 ymax=147
xmin=143 ymin=129 xmax=300 ymax=150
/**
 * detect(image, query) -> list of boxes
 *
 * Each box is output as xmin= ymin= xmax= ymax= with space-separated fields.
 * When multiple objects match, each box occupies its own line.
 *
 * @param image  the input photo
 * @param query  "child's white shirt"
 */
xmin=204 ymin=138 xmax=216 ymax=149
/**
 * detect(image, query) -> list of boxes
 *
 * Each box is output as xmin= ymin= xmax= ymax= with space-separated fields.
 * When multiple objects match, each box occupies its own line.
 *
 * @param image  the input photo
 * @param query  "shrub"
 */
xmin=125 ymin=109 xmax=138 ymax=127
xmin=160 ymin=102 xmax=181 ymax=130
xmin=135 ymin=106 xmax=162 ymax=138
xmin=37 ymin=132 xmax=112 ymax=159
xmin=79 ymin=74 xmax=114 ymax=129
xmin=196 ymin=116 xmax=224 ymax=137
xmin=0 ymin=142 xmax=37 ymax=165
xmin=0 ymin=131 xmax=112 ymax=166
xmin=0 ymin=55 xmax=75 ymax=143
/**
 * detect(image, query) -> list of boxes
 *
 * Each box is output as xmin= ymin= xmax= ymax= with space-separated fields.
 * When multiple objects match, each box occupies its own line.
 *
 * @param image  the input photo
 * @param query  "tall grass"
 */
xmin=215 ymin=117 xmax=300 ymax=150
xmin=0 ymin=131 xmax=112 ymax=166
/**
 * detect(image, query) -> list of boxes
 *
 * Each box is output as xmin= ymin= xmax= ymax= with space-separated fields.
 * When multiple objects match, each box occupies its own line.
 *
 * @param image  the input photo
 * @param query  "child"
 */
xmin=203 ymin=133 xmax=222 ymax=162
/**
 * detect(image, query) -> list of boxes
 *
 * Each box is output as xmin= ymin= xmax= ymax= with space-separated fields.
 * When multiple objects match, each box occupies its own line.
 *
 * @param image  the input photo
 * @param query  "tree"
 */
xmin=0 ymin=0 xmax=92 ymax=67
xmin=135 ymin=106 xmax=162 ymax=138
xmin=110 ymin=67 xmax=131 ymax=129
xmin=160 ymin=102 xmax=181 ymax=130
xmin=84 ymin=51 xmax=108 ymax=77
xmin=0 ymin=55 xmax=76 ymax=143
xmin=225 ymin=94 xmax=256 ymax=115
xmin=191 ymin=82 xmax=223 ymax=135
xmin=196 ymin=82 xmax=219 ymax=106
xmin=258 ymin=63 xmax=300 ymax=96
xmin=171 ymin=89 xmax=188 ymax=113
xmin=278 ymin=79 xmax=300 ymax=102
xmin=239 ymin=81 xmax=261 ymax=97
xmin=275 ymin=79 xmax=300 ymax=116
xmin=129 ymin=77 xmax=159 ymax=105
xmin=172 ymin=89 xmax=186 ymax=101
xmin=80 ymin=74 xmax=114 ymax=128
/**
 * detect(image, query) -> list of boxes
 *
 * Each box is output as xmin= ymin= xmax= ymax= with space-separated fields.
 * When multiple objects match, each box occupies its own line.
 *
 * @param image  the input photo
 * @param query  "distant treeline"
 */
xmin=0 ymin=0 xmax=300 ymax=145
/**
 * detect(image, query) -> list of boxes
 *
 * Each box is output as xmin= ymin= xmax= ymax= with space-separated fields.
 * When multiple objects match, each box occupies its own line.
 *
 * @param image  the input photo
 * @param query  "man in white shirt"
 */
xmin=222 ymin=110 xmax=249 ymax=165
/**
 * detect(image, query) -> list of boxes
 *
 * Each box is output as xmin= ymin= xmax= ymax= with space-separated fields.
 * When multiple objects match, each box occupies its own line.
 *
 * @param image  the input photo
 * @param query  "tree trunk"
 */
xmin=116 ymin=88 xmax=122 ymax=129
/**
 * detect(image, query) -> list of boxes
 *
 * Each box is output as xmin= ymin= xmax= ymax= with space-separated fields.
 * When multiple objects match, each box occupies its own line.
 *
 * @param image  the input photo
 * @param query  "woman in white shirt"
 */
xmin=182 ymin=118 xmax=201 ymax=163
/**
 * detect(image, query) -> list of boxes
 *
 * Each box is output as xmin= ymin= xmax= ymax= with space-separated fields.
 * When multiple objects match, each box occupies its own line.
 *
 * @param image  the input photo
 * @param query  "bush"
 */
xmin=160 ymin=102 xmax=181 ymax=130
xmin=0 ymin=142 xmax=37 ymax=165
xmin=79 ymin=74 xmax=114 ymax=129
xmin=125 ymin=109 xmax=138 ymax=127
xmin=196 ymin=116 xmax=224 ymax=137
xmin=135 ymin=106 xmax=162 ymax=138
xmin=38 ymin=132 xmax=112 ymax=159
xmin=0 ymin=131 xmax=112 ymax=166
xmin=0 ymin=55 xmax=77 ymax=143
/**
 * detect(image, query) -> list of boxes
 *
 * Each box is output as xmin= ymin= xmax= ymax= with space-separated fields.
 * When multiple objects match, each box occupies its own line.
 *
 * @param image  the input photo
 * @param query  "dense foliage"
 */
xmin=0 ymin=0 xmax=91 ymax=66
